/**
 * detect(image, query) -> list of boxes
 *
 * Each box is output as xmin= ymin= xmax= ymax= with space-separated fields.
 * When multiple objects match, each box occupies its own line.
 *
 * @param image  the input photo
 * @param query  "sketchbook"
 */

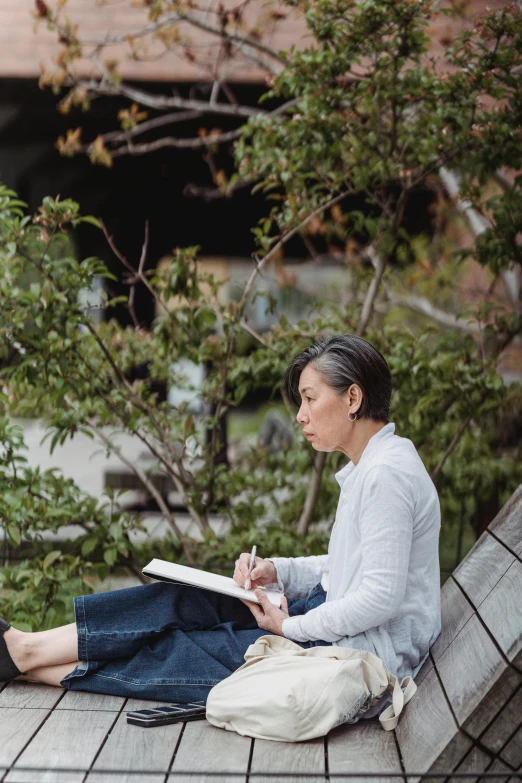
xmin=142 ymin=558 xmax=283 ymax=607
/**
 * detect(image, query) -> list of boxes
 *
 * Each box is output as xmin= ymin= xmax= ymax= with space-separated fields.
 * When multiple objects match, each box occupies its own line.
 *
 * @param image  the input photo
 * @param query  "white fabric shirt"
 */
xmin=270 ymin=423 xmax=441 ymax=683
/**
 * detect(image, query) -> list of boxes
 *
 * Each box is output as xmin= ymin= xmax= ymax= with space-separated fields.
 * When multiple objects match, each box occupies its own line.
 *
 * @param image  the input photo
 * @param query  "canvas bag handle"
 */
xmin=379 ymin=675 xmax=417 ymax=731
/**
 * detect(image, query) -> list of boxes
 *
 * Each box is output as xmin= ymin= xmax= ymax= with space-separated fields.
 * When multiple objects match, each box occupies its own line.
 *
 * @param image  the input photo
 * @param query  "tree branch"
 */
xmin=237 ymin=188 xmax=357 ymax=315
xmin=357 ymin=247 xmax=388 ymax=335
xmin=84 ymin=99 xmax=297 ymax=158
xmin=386 ymin=293 xmax=481 ymax=334
xmin=67 ymin=404 xmax=194 ymax=563
xmin=439 ymin=166 xmax=522 ymax=314
xmin=75 ymin=10 xmax=287 ymax=73
xmin=297 ymin=451 xmax=327 ymax=536
xmin=75 ymin=78 xmax=264 ymax=118
xmin=431 ymin=415 xmax=473 ymax=481
xmin=237 ymin=188 xmax=356 ymax=537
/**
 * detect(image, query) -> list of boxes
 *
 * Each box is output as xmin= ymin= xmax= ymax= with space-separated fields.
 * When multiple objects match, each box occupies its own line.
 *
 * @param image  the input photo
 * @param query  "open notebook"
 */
xmin=142 ymin=558 xmax=283 ymax=607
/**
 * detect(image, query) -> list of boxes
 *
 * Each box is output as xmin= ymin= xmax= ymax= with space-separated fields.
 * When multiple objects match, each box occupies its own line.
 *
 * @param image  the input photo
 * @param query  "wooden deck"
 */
xmin=1 ymin=486 xmax=521 ymax=783
xmin=0 ymin=679 xmax=405 ymax=783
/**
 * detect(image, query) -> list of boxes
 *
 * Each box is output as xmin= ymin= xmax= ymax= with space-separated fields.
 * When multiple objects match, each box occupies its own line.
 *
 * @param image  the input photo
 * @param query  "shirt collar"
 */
xmin=335 ymin=422 xmax=395 ymax=488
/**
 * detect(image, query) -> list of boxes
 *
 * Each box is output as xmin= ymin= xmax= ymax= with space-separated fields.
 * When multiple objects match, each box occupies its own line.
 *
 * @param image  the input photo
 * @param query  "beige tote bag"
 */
xmin=206 ymin=635 xmax=416 ymax=742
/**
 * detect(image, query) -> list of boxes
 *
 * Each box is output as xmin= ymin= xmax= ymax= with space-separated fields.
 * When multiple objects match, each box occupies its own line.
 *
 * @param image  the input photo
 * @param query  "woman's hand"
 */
xmin=233 ymin=554 xmax=278 ymax=590
xmin=242 ymin=590 xmax=290 ymax=636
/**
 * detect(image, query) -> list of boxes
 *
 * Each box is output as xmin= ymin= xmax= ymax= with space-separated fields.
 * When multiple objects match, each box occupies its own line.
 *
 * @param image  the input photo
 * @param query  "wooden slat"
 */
xmin=57 ymin=691 xmax=125 ymax=712
xmin=488 ymin=486 xmax=522 ymax=557
xmin=251 ymin=736 xmax=325 ymax=783
xmin=453 ymin=533 xmax=515 ymax=608
xmin=431 ymin=578 xmax=474 ymax=662
xmin=0 ymin=681 xmax=64 ymax=709
xmin=452 ymin=744 xmax=493 ymax=783
xmin=86 ymin=708 xmax=182 ymax=783
xmin=395 ymin=666 xmax=471 ymax=781
xmin=169 ymin=720 xmax=250 ymax=783
xmin=0 ymin=708 xmax=51 ymax=768
xmin=6 ymin=709 xmax=117 ymax=783
xmin=483 ymin=758 xmax=516 ymax=783
xmin=463 ymin=663 xmax=521 ymax=741
xmin=435 ymin=613 xmax=506 ymax=730
xmin=125 ymin=698 xmax=173 ymax=711
xmin=478 ymin=560 xmax=522 ymax=663
xmin=481 ymin=685 xmax=522 ymax=755
xmin=328 ymin=720 xmax=401 ymax=783
xmin=501 ymin=725 xmax=522 ymax=770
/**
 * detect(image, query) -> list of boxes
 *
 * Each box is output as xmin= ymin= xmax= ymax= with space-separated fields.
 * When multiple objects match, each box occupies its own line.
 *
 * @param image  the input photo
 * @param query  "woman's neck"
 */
xmin=340 ymin=419 xmax=386 ymax=464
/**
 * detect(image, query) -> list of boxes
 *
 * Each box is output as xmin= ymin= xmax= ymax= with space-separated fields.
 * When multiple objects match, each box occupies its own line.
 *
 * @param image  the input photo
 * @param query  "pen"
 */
xmin=244 ymin=545 xmax=257 ymax=594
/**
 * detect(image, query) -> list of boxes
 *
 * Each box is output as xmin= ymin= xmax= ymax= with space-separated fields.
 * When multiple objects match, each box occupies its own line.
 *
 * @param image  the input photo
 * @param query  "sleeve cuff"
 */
xmin=265 ymin=558 xmax=286 ymax=593
xmin=281 ymin=616 xmax=309 ymax=643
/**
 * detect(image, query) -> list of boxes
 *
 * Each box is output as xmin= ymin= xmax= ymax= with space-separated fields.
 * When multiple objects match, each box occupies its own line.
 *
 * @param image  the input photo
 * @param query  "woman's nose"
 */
xmin=296 ymin=405 xmax=308 ymax=424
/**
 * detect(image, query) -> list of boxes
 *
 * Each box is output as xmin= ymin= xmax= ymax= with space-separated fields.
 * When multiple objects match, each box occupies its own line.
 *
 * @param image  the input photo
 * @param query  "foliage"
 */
xmin=1 ymin=0 xmax=521 ymax=626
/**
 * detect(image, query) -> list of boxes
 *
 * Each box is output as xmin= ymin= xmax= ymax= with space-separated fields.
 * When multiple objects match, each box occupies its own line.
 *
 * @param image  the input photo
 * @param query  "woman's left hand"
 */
xmin=242 ymin=590 xmax=290 ymax=636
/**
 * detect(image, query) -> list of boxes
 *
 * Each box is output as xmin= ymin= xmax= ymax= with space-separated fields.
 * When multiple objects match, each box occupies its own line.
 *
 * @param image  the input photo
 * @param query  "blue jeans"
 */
xmin=61 ymin=581 xmax=329 ymax=702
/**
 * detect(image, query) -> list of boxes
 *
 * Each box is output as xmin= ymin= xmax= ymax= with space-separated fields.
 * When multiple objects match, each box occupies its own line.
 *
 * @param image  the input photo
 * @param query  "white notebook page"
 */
xmin=142 ymin=558 xmax=283 ymax=607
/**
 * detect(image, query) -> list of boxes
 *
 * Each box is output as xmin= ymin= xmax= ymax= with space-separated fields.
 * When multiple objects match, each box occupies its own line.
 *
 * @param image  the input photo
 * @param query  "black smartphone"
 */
xmin=126 ymin=701 xmax=206 ymax=727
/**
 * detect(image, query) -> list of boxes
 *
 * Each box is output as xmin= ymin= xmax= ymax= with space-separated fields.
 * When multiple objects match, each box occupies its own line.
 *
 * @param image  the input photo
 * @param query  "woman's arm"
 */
xmin=281 ymin=465 xmax=415 ymax=642
xmin=266 ymin=554 xmax=329 ymax=600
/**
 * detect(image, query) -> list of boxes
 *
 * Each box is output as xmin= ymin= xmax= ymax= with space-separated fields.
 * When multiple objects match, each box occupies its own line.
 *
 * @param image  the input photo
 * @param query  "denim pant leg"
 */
xmin=72 ymin=581 xmax=259 ymax=662
xmin=61 ymin=582 xmax=268 ymax=701
xmin=288 ymin=583 xmax=333 ymax=649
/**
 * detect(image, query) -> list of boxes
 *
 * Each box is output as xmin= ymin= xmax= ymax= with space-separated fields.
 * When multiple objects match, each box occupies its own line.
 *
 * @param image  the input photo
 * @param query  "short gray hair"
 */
xmin=284 ymin=334 xmax=392 ymax=422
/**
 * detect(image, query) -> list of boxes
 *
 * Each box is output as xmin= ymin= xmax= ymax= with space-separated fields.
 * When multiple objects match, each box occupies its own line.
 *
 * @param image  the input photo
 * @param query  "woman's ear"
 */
xmin=346 ymin=383 xmax=363 ymax=415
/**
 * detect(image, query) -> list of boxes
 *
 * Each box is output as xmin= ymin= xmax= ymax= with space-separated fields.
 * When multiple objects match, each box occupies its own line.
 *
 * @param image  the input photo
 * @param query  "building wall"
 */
xmin=1 ymin=0 xmax=511 ymax=82
xmin=1 ymin=0 xmax=305 ymax=81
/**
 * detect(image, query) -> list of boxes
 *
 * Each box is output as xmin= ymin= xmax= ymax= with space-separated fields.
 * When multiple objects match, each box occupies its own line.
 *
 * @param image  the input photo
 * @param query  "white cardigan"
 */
xmin=270 ymin=423 xmax=441 ymax=682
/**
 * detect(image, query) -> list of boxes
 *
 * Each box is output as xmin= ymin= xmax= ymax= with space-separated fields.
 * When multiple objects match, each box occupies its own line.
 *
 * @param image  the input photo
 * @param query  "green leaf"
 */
xmin=7 ymin=525 xmax=21 ymax=547
xmin=103 ymin=547 xmax=118 ymax=567
xmin=42 ymin=550 xmax=62 ymax=571
xmin=79 ymin=216 xmax=102 ymax=229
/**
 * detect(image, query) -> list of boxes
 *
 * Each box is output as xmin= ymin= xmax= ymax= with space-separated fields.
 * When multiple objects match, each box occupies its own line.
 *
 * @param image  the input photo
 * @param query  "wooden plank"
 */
xmin=452 ymin=744 xmax=493 ymax=783
xmin=169 ymin=719 xmax=250 ymax=783
xmin=0 ymin=681 xmax=64 ymax=709
xmin=435 ymin=613 xmax=506 ymax=730
xmin=485 ymin=758 xmax=516 ymax=783
xmin=463 ymin=663 xmax=521 ymax=740
xmin=478 ymin=560 xmax=522 ymax=663
xmin=57 ymin=691 xmax=125 ymax=712
xmin=453 ymin=533 xmax=515 ymax=609
xmin=431 ymin=577 xmax=474 ymax=662
xmin=0 ymin=708 xmax=51 ymax=767
xmin=488 ymin=486 xmax=522 ymax=557
xmin=501 ymin=725 xmax=522 ymax=770
xmin=415 ymin=655 xmax=433 ymax=687
xmin=86 ymin=708 xmax=182 ymax=783
xmin=396 ymin=666 xmax=471 ymax=781
xmin=125 ymin=698 xmax=173 ymax=711
xmin=6 ymin=709 xmax=116 ymax=783
xmin=481 ymin=685 xmax=522 ymax=755
xmin=251 ymin=735 xmax=325 ymax=783
xmin=328 ymin=719 xmax=401 ymax=783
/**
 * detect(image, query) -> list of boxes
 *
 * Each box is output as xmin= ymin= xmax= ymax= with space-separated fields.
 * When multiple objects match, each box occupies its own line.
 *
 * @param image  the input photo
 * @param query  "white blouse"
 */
xmin=270 ymin=423 xmax=441 ymax=682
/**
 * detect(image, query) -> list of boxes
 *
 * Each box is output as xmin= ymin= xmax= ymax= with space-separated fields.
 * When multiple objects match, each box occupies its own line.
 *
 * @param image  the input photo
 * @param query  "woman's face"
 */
xmin=296 ymin=365 xmax=356 ymax=453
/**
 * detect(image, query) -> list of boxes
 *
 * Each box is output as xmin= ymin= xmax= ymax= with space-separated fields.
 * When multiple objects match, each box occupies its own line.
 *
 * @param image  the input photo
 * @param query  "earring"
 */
xmin=348 ymin=412 xmax=358 ymax=422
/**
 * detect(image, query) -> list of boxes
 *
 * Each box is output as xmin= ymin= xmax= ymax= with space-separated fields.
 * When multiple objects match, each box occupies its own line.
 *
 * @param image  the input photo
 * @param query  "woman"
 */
xmin=0 ymin=334 xmax=441 ymax=715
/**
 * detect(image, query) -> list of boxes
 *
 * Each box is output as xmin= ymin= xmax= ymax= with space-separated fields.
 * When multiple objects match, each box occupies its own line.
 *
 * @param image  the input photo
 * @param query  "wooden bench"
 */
xmin=1 ymin=486 xmax=521 ymax=782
